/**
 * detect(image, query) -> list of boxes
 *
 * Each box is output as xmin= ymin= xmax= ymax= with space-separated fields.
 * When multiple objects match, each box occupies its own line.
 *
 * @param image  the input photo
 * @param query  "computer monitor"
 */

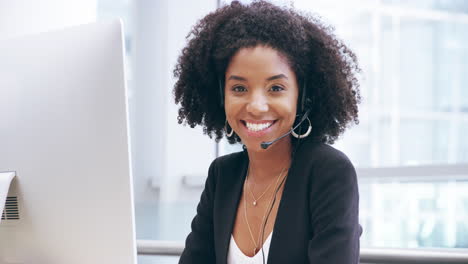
xmin=0 ymin=20 xmax=137 ymax=264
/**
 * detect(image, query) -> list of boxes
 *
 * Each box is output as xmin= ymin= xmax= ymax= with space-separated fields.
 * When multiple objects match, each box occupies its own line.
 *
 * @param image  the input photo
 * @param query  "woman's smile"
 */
xmin=241 ymin=119 xmax=278 ymax=137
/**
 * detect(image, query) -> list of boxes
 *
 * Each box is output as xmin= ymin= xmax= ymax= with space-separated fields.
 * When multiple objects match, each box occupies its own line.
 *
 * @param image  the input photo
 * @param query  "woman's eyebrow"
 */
xmin=227 ymin=74 xmax=288 ymax=82
xmin=227 ymin=75 xmax=247 ymax=81
xmin=266 ymin=74 xmax=288 ymax=81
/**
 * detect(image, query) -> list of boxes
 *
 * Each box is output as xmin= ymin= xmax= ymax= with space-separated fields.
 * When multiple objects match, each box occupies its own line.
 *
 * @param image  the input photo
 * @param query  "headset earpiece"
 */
xmin=218 ymin=78 xmax=224 ymax=108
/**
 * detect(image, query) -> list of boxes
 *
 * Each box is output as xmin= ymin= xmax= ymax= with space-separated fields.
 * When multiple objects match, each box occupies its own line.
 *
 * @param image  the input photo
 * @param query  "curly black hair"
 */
xmin=173 ymin=0 xmax=361 ymax=145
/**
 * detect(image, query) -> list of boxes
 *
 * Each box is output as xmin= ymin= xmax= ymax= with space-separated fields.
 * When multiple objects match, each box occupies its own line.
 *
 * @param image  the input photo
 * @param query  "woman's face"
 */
xmin=224 ymin=45 xmax=299 ymax=152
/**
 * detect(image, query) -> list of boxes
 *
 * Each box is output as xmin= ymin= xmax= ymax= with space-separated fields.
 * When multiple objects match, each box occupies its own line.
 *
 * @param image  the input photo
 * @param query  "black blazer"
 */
xmin=179 ymin=138 xmax=362 ymax=264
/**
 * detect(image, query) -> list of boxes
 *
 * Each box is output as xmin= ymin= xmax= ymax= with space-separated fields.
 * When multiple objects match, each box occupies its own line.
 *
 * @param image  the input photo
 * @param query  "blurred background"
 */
xmin=2 ymin=0 xmax=468 ymax=263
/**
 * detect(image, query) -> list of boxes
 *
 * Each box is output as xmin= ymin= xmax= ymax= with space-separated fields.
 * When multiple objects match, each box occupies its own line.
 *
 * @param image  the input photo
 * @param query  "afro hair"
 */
xmin=173 ymin=0 xmax=361 ymax=145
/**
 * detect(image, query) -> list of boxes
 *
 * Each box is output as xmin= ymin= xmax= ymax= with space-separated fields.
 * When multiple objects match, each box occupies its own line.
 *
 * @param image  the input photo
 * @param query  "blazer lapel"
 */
xmin=216 ymin=152 xmax=248 ymax=264
xmin=267 ymin=139 xmax=319 ymax=264
xmin=266 ymin=146 xmax=304 ymax=264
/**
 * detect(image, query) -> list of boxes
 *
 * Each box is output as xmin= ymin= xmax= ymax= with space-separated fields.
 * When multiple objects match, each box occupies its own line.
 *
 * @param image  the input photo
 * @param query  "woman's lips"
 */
xmin=241 ymin=120 xmax=277 ymax=137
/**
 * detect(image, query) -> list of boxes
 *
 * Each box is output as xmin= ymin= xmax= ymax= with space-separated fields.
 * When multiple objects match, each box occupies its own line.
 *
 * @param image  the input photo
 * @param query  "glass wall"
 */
xmin=288 ymin=0 xmax=468 ymax=249
xmin=360 ymin=178 xmax=468 ymax=248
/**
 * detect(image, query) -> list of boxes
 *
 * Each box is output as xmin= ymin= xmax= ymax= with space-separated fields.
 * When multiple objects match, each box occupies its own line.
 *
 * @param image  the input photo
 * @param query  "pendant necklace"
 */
xmin=243 ymin=165 xmax=287 ymax=256
xmin=246 ymin=165 xmax=285 ymax=206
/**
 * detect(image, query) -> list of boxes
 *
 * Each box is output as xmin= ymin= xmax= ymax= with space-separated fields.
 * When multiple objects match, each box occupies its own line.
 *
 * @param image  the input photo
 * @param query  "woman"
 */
xmin=173 ymin=1 xmax=362 ymax=263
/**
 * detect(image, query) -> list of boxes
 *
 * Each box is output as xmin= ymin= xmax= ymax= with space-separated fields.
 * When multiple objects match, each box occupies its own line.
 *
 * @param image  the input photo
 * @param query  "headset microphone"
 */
xmin=260 ymin=130 xmax=292 ymax=149
xmin=260 ymin=109 xmax=310 ymax=150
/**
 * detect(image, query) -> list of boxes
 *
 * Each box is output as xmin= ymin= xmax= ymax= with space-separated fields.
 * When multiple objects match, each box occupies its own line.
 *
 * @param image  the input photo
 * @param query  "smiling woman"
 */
xmin=173 ymin=1 xmax=362 ymax=264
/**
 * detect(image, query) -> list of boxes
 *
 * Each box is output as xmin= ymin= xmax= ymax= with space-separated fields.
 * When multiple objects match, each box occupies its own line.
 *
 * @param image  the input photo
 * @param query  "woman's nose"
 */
xmin=246 ymin=92 xmax=269 ymax=115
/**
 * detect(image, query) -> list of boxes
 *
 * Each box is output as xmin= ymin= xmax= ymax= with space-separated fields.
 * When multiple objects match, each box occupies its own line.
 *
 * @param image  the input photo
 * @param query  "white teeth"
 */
xmin=245 ymin=121 xmax=273 ymax=132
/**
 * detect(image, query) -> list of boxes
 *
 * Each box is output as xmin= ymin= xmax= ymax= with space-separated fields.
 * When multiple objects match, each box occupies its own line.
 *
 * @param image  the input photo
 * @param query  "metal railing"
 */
xmin=136 ymin=240 xmax=468 ymax=263
xmin=138 ymin=240 xmax=184 ymax=256
xmin=356 ymin=164 xmax=468 ymax=181
xmin=360 ymin=248 xmax=468 ymax=263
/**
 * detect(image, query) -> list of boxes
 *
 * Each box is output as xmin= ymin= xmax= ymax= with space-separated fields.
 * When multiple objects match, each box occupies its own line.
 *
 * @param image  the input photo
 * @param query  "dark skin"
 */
xmin=224 ymin=45 xmax=299 ymax=257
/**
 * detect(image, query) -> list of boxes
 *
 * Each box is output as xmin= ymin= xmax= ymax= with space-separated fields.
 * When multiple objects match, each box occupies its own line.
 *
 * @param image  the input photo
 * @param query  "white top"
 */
xmin=227 ymin=232 xmax=273 ymax=264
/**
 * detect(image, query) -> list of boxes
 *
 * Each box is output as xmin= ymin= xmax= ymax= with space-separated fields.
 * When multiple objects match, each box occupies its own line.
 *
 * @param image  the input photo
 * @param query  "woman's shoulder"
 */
xmin=207 ymin=149 xmax=247 ymax=179
xmin=296 ymin=138 xmax=353 ymax=166
xmin=294 ymin=138 xmax=356 ymax=186
xmin=205 ymin=150 xmax=248 ymax=190
xmin=211 ymin=150 xmax=246 ymax=167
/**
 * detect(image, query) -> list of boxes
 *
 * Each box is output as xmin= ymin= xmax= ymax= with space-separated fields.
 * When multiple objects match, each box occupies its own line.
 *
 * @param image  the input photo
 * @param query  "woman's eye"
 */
xmin=232 ymin=86 xmax=247 ymax=92
xmin=270 ymin=85 xmax=284 ymax=92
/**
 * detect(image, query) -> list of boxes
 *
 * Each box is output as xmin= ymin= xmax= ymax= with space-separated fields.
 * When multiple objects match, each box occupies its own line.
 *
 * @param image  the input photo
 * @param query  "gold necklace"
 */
xmin=255 ymin=171 xmax=288 ymax=249
xmin=243 ymin=166 xmax=287 ymax=256
xmin=246 ymin=165 xmax=279 ymax=206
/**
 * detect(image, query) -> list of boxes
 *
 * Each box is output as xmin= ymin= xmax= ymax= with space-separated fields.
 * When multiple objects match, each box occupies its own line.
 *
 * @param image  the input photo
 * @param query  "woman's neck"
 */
xmin=245 ymin=137 xmax=292 ymax=183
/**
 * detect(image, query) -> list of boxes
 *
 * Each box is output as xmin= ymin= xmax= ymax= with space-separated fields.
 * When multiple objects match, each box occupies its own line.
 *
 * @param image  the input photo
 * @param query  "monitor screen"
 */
xmin=0 ymin=20 xmax=137 ymax=264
